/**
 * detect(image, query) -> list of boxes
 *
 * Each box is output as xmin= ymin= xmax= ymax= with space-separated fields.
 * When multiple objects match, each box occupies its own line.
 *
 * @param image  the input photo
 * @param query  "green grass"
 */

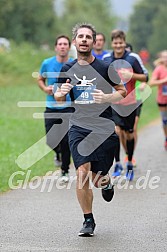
xmin=0 ymin=43 xmax=56 ymax=192
xmin=138 ymin=87 xmax=159 ymax=129
xmin=0 ymin=42 xmax=160 ymax=192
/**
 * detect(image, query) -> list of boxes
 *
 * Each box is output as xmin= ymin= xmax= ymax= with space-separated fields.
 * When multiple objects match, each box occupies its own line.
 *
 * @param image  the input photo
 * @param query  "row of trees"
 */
xmin=0 ymin=0 xmax=58 ymax=45
xmin=0 ymin=0 xmax=115 ymax=48
xmin=1 ymin=0 xmax=166 ymax=57
xmin=128 ymin=0 xmax=167 ymax=57
xmin=58 ymin=0 xmax=115 ymax=46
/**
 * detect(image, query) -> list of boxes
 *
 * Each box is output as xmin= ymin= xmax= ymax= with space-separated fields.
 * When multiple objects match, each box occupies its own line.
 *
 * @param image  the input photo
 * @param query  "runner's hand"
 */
xmin=44 ymin=85 xmax=54 ymax=95
xmin=60 ymin=79 xmax=73 ymax=96
xmin=91 ymin=89 xmax=107 ymax=103
xmin=119 ymin=69 xmax=132 ymax=81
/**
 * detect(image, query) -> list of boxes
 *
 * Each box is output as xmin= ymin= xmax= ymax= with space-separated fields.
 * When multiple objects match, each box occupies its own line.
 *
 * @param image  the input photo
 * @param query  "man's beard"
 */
xmin=78 ymin=50 xmax=91 ymax=56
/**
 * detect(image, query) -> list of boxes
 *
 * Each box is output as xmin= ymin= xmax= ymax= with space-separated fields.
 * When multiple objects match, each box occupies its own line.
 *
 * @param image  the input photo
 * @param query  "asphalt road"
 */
xmin=0 ymin=120 xmax=167 ymax=252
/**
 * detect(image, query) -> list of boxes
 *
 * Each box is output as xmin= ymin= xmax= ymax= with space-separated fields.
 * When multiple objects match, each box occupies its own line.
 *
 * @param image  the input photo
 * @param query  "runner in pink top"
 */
xmin=150 ymin=50 xmax=167 ymax=150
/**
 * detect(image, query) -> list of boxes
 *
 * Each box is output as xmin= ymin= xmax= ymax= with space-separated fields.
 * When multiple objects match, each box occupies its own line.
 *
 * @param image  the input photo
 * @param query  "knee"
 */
xmin=126 ymin=131 xmax=134 ymax=141
xmin=77 ymin=164 xmax=91 ymax=183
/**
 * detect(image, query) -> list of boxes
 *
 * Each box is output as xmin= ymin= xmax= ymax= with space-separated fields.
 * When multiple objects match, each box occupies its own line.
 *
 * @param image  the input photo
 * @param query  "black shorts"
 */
xmin=112 ymin=106 xmax=137 ymax=132
xmin=44 ymin=107 xmax=74 ymax=151
xmin=68 ymin=125 xmax=119 ymax=175
xmin=136 ymin=102 xmax=143 ymax=117
xmin=158 ymin=103 xmax=167 ymax=107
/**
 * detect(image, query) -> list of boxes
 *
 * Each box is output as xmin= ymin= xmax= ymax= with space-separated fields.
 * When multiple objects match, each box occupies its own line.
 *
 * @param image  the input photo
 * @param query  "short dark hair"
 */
xmin=96 ymin=32 xmax=106 ymax=42
xmin=72 ymin=23 xmax=96 ymax=42
xmin=55 ymin=35 xmax=71 ymax=47
xmin=126 ymin=43 xmax=133 ymax=52
xmin=111 ymin=29 xmax=126 ymax=41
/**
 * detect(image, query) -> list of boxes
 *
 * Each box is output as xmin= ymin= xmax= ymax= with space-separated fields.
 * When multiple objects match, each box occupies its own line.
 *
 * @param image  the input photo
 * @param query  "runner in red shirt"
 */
xmin=150 ymin=50 xmax=167 ymax=150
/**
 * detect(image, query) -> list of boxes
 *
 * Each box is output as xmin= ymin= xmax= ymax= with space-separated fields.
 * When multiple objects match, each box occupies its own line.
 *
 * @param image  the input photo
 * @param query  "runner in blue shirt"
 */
xmin=92 ymin=33 xmax=108 ymax=60
xmin=38 ymin=35 xmax=74 ymax=182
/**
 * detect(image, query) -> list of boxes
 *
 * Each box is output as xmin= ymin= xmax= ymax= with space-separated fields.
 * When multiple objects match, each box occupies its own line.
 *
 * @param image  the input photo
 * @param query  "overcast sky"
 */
xmin=55 ymin=0 xmax=137 ymax=19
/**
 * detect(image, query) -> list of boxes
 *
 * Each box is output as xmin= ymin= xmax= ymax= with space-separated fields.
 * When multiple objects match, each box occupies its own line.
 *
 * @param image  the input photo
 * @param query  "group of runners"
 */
xmin=38 ymin=23 xmax=167 ymax=237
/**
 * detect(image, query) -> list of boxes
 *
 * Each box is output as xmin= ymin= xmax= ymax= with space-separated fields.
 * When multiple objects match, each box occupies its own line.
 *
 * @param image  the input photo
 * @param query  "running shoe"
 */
xmin=54 ymin=156 xmax=62 ymax=167
xmin=125 ymin=164 xmax=134 ymax=181
xmin=124 ymin=155 xmax=137 ymax=167
xmin=59 ymin=171 xmax=69 ymax=183
xmin=101 ymin=184 xmax=114 ymax=202
xmin=78 ymin=218 xmax=96 ymax=237
xmin=112 ymin=163 xmax=123 ymax=177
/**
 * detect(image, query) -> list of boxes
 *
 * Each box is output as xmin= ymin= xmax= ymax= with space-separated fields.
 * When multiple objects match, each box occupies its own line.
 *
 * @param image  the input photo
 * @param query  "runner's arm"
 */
xmin=149 ymin=66 xmax=167 ymax=86
xmin=149 ymin=76 xmax=167 ymax=86
xmin=92 ymin=82 xmax=126 ymax=104
xmin=38 ymin=75 xmax=53 ymax=95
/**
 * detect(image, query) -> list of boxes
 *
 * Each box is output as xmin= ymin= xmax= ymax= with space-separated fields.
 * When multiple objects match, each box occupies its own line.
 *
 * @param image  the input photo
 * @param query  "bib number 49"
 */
xmin=81 ymin=91 xmax=89 ymax=99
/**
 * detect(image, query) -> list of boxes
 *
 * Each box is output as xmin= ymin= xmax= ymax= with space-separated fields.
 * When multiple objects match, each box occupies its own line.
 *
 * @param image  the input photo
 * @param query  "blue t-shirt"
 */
xmin=92 ymin=50 xmax=108 ymax=60
xmin=39 ymin=56 xmax=73 ymax=109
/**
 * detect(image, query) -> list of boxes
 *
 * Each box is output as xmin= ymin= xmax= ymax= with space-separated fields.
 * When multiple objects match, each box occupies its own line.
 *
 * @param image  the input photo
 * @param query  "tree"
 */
xmin=128 ymin=1 xmax=157 ymax=51
xmin=148 ymin=5 xmax=167 ymax=56
xmin=128 ymin=0 xmax=167 ymax=57
xmin=58 ymin=0 xmax=116 ymax=48
xmin=0 ymin=0 xmax=58 ymax=45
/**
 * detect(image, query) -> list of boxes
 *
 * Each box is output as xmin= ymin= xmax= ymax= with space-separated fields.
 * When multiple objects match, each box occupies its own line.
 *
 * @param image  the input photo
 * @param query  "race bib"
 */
xmin=162 ymin=85 xmax=167 ymax=96
xmin=73 ymin=84 xmax=96 ymax=104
